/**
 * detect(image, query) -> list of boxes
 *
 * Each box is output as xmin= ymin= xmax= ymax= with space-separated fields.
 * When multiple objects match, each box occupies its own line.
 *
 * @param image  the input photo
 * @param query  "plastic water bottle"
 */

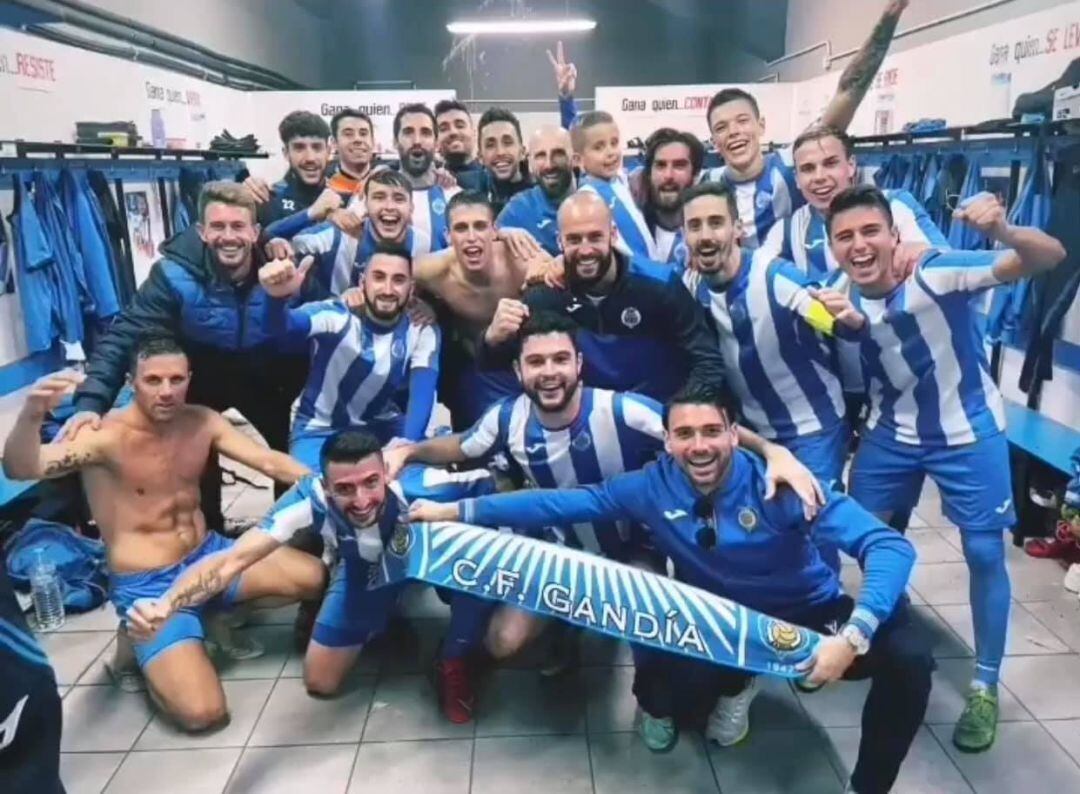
xmin=30 ymin=547 xmax=65 ymax=632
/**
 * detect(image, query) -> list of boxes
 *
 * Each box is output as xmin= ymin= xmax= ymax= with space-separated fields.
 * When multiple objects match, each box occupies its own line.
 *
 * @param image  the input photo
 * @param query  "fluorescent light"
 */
xmin=446 ymin=18 xmax=597 ymax=35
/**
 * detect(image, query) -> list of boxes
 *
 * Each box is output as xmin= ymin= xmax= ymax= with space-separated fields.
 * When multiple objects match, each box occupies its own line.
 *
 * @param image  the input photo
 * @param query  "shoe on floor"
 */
xmin=539 ymin=625 xmax=580 ymax=678
xmin=952 ymin=684 xmax=999 ymax=753
xmin=638 ymin=712 xmax=678 ymax=753
xmin=1065 ymin=563 xmax=1080 ymax=594
xmin=706 ymin=677 xmax=759 ymax=747
xmin=434 ymin=657 xmax=475 ymax=724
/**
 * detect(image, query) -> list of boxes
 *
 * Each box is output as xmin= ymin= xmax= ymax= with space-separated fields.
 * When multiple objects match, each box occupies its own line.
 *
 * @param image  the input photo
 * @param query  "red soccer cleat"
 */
xmin=434 ymin=657 xmax=475 ymax=724
xmin=1025 ymin=522 xmax=1080 ymax=564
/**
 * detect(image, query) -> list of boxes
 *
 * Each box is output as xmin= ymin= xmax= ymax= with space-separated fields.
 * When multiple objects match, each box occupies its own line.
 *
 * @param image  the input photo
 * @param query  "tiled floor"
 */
xmin=44 ymin=478 xmax=1080 ymax=794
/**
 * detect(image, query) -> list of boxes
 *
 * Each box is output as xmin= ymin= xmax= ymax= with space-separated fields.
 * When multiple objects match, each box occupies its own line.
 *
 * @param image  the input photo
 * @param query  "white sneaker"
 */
xmin=1065 ymin=563 xmax=1080 ymax=594
xmin=706 ymin=678 xmax=759 ymax=747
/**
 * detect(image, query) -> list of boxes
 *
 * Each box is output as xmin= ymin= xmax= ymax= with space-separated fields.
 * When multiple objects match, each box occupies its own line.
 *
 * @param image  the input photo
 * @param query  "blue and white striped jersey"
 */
xmin=701 ymin=148 xmax=803 ymax=250
xmin=410 ymin=184 xmax=459 ymax=251
xmin=835 ymin=249 xmax=1008 ymax=447
xmin=271 ymin=300 xmax=440 ymax=436
xmin=578 ymin=174 xmax=659 ymax=260
xmin=654 ymin=225 xmax=687 ymax=265
xmin=292 ymin=220 xmax=432 ymax=296
xmin=257 ymin=475 xmax=409 ymax=570
xmin=765 ymin=189 xmax=949 ymax=281
xmin=682 ymin=248 xmax=845 ymax=441
xmin=459 ymin=387 xmax=665 ymax=558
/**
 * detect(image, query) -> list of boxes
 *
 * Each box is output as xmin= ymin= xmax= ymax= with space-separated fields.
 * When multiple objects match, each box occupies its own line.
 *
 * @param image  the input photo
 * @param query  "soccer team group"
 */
xmin=4 ymin=1 xmax=1071 ymax=791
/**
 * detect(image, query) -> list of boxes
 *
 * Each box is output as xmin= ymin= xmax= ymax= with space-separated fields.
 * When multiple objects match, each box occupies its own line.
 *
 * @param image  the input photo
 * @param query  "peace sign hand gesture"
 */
xmin=547 ymin=40 xmax=577 ymax=97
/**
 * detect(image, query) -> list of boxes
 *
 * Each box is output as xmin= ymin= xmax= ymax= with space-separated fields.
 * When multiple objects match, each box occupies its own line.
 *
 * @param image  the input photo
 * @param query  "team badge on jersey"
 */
xmin=621 ymin=307 xmax=642 ymax=329
xmin=391 ymin=340 xmax=407 ymax=359
xmin=571 ymin=432 xmax=593 ymax=452
xmin=760 ymin=616 xmax=806 ymax=654
xmin=755 ymin=189 xmax=773 ymax=211
xmin=737 ymin=507 xmax=758 ymax=532
xmin=432 ymin=197 xmax=446 ymax=214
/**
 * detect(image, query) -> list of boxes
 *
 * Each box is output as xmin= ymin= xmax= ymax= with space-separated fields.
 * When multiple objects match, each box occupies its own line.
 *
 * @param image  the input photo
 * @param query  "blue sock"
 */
xmin=960 ymin=531 xmax=1011 ymax=688
xmin=440 ymin=594 xmax=497 ymax=661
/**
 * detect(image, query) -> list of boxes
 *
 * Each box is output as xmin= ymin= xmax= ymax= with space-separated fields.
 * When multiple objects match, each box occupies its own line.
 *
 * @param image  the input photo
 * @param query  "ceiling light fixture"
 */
xmin=446 ymin=18 xmax=597 ymax=35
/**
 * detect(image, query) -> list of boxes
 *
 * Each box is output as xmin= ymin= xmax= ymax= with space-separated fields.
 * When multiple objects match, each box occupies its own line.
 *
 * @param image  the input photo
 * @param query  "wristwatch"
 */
xmin=839 ymin=623 xmax=871 ymax=656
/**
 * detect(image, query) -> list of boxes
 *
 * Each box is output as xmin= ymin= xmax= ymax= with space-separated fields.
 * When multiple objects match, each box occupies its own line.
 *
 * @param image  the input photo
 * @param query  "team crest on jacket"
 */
xmin=432 ymin=197 xmax=446 ymax=214
xmin=389 ymin=524 xmax=413 ymax=557
xmin=391 ymin=340 xmax=407 ymax=358
xmin=621 ymin=307 xmax=642 ymax=329
xmin=759 ymin=616 xmax=806 ymax=654
xmin=737 ymin=507 xmax=758 ymax=532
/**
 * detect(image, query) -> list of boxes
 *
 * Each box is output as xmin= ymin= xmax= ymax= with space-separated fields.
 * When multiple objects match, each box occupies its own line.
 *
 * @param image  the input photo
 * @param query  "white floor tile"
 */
xmin=227 ymin=744 xmax=358 ymax=794
xmin=472 ymin=735 xmax=593 ymax=794
xmin=1001 ymin=655 xmax=1080 ymax=719
xmin=1023 ymin=595 xmax=1080 ymax=651
xmin=590 ymin=732 xmax=718 ymax=794
xmin=62 ymin=685 xmax=153 ymax=752
xmin=931 ymin=721 xmax=1080 ymax=793
xmin=347 ymin=739 xmax=472 ymax=794
xmin=584 ymin=666 xmax=638 ymax=733
xmin=248 ymin=675 xmax=374 ymax=746
xmin=39 ymin=630 xmax=114 ymax=686
xmin=707 ymin=727 xmax=843 ymax=793
xmin=104 ymin=748 xmax=241 ymax=794
xmin=825 ymin=725 xmax=972 ymax=793
xmin=60 ymin=752 xmax=125 ymax=794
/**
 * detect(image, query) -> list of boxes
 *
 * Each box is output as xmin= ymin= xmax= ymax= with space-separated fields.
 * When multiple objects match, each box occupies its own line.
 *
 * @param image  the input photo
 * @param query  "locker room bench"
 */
xmin=1005 ymin=400 xmax=1080 ymax=545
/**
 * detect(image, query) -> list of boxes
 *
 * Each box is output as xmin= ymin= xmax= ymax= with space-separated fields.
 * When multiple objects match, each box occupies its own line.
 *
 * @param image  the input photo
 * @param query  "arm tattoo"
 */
xmin=169 ymin=570 xmax=224 ymax=610
xmin=838 ymin=12 xmax=902 ymax=95
xmin=43 ymin=450 xmax=96 ymax=477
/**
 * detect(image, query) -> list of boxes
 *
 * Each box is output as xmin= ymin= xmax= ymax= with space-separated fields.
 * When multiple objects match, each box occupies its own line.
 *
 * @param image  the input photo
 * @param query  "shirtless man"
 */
xmin=2 ymin=337 xmax=325 ymax=733
xmin=406 ymin=189 xmax=551 ymax=428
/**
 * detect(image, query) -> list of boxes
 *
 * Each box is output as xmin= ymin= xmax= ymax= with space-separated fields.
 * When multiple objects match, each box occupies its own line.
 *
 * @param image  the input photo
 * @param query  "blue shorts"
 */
xmin=109 ymin=532 xmax=242 ymax=668
xmin=311 ymin=563 xmax=407 ymax=648
xmin=781 ymin=421 xmax=851 ymax=492
xmin=291 ymin=421 xmax=402 ymax=470
xmin=850 ymin=431 xmax=1016 ymax=532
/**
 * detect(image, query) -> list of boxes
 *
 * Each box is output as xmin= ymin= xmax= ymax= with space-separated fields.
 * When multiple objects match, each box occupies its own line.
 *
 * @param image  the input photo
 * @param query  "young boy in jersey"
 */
xmin=570 ymin=110 xmax=659 ymax=260
xmin=815 ymin=185 xmax=1066 ymax=752
xmin=700 ymin=0 xmax=909 ymax=249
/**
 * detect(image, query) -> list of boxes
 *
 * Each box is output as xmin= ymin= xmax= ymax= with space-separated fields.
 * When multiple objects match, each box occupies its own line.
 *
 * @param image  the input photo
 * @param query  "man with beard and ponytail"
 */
xmin=496 ymin=125 xmax=577 ymax=257
xmin=258 ymin=244 xmax=440 ymax=468
xmin=394 ymin=103 xmax=460 ymax=249
xmin=389 ymin=313 xmax=822 ymax=716
xmin=278 ymin=169 xmax=433 ymax=295
xmin=485 ymin=191 xmax=725 ymax=403
xmin=636 ymin=128 xmax=705 ymax=265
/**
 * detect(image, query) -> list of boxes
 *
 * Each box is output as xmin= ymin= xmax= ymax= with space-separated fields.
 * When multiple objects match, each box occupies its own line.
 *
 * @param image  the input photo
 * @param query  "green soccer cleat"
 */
xmin=952 ymin=685 xmax=999 ymax=752
xmin=639 ymin=713 xmax=678 ymax=753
